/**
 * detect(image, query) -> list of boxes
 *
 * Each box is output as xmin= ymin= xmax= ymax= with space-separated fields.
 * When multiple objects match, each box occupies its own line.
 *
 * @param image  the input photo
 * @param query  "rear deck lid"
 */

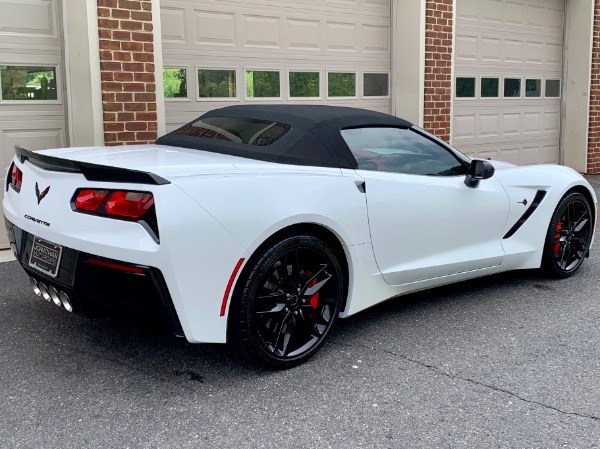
xmin=32 ymin=144 xmax=277 ymax=182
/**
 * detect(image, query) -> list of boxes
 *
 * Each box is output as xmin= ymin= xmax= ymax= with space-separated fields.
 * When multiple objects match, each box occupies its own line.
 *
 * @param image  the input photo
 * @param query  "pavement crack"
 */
xmin=334 ymin=341 xmax=600 ymax=422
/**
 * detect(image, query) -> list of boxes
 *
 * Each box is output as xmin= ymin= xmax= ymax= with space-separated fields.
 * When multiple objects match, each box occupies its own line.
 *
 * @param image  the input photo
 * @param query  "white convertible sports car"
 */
xmin=3 ymin=105 xmax=597 ymax=368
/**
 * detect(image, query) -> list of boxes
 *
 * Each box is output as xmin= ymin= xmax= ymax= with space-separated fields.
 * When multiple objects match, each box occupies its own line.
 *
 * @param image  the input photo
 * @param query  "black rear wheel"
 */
xmin=541 ymin=192 xmax=593 ymax=278
xmin=230 ymin=234 xmax=344 ymax=369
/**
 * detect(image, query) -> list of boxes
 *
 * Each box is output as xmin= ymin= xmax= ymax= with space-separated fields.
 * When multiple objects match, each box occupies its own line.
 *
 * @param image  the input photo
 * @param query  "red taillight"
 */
xmin=72 ymin=188 xmax=159 ymax=240
xmin=105 ymin=191 xmax=154 ymax=219
xmin=75 ymin=189 xmax=109 ymax=211
xmin=10 ymin=163 xmax=23 ymax=192
xmin=73 ymin=189 xmax=154 ymax=219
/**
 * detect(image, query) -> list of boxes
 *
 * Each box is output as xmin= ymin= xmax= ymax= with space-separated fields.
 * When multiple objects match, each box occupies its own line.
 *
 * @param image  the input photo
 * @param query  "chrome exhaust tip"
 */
xmin=49 ymin=286 xmax=61 ymax=307
xmin=59 ymin=292 xmax=73 ymax=313
xmin=38 ymin=282 xmax=51 ymax=302
xmin=29 ymin=277 xmax=41 ymax=297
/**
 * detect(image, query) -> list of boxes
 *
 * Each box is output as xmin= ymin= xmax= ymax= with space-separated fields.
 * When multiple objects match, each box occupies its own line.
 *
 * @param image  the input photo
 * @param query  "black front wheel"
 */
xmin=230 ymin=234 xmax=344 ymax=369
xmin=541 ymin=192 xmax=593 ymax=278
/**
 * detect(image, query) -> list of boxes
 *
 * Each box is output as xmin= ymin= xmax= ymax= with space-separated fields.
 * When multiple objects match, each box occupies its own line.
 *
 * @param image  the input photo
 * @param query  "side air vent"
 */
xmin=503 ymin=190 xmax=547 ymax=239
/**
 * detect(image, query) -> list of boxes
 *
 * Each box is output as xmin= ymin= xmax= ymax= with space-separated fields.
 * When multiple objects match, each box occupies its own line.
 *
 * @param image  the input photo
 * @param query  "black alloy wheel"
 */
xmin=542 ymin=192 xmax=593 ymax=278
xmin=230 ymin=234 xmax=344 ymax=369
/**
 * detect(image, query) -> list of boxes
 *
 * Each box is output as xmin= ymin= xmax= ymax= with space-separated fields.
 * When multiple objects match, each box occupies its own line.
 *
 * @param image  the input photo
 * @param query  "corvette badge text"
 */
xmin=25 ymin=215 xmax=50 ymax=227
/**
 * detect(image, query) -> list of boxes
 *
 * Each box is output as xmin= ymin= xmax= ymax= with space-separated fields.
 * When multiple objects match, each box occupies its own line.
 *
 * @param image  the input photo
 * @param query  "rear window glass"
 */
xmin=175 ymin=116 xmax=291 ymax=146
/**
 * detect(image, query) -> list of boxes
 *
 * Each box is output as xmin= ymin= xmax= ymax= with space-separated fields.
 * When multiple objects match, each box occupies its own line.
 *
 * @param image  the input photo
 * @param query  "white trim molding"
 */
xmin=63 ymin=0 xmax=104 ymax=147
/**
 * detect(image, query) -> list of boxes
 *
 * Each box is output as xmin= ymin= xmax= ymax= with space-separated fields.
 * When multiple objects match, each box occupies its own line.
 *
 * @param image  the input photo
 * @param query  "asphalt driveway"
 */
xmin=1 ymin=177 xmax=599 ymax=449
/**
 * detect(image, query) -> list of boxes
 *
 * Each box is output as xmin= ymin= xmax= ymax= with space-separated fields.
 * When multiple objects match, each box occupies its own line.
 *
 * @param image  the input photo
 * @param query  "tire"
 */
xmin=230 ymin=234 xmax=344 ymax=369
xmin=541 ymin=192 xmax=593 ymax=278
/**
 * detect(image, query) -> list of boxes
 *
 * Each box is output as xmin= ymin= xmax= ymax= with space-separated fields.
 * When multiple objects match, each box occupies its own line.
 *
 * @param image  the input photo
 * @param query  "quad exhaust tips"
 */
xmin=29 ymin=277 xmax=73 ymax=313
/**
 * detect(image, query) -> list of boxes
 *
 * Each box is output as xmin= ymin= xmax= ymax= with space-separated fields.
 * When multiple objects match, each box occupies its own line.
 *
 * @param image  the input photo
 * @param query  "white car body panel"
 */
xmin=3 ymin=142 xmax=597 ymax=344
xmin=355 ymin=170 xmax=509 ymax=285
xmin=175 ymin=171 xmax=372 ymax=249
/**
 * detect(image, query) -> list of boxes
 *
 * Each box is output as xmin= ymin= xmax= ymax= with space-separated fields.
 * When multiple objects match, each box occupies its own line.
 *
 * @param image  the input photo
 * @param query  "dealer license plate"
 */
xmin=29 ymin=236 xmax=63 ymax=278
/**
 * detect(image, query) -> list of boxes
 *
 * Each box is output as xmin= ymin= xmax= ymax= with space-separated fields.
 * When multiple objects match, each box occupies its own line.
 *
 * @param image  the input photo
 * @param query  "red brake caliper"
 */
xmin=554 ymin=221 xmax=563 ymax=257
xmin=305 ymin=271 xmax=319 ymax=308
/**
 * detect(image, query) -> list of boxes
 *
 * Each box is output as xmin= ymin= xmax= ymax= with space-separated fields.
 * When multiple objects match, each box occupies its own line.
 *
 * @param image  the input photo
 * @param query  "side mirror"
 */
xmin=464 ymin=160 xmax=495 ymax=188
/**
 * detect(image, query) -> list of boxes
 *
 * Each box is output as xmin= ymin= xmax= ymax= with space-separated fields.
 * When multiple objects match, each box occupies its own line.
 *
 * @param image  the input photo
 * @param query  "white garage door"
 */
xmin=452 ymin=0 xmax=564 ymax=165
xmin=0 ymin=0 xmax=68 ymax=249
xmin=160 ymin=0 xmax=391 ymax=132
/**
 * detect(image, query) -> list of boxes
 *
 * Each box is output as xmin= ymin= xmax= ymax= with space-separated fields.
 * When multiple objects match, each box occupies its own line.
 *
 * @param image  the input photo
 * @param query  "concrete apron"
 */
xmin=0 ymin=249 xmax=15 ymax=263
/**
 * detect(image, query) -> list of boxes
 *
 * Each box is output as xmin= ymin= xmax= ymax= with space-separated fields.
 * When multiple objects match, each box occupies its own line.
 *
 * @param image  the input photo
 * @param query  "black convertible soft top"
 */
xmin=155 ymin=105 xmax=413 ymax=169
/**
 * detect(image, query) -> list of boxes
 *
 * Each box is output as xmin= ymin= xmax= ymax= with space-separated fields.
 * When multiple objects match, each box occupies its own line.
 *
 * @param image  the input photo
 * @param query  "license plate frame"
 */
xmin=29 ymin=236 xmax=63 ymax=278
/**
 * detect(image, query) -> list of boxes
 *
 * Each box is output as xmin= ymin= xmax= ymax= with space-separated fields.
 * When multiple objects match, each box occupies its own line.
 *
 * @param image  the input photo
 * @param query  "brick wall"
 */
xmin=423 ymin=0 xmax=453 ymax=143
xmin=97 ymin=0 xmax=158 ymax=146
xmin=588 ymin=0 xmax=600 ymax=174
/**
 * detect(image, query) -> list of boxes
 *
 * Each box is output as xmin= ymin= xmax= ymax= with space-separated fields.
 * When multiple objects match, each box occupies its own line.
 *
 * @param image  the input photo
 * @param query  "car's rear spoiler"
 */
xmin=15 ymin=146 xmax=170 ymax=185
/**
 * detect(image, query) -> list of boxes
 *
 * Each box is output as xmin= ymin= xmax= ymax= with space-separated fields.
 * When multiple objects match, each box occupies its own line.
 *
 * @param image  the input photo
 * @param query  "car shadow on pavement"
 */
xmin=1 ymin=255 xmax=594 ymax=386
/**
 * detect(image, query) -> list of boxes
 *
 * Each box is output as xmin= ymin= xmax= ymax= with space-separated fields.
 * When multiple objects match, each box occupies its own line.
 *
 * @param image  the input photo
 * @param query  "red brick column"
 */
xmin=97 ymin=0 xmax=158 ymax=146
xmin=423 ymin=0 xmax=453 ymax=143
xmin=588 ymin=0 xmax=600 ymax=174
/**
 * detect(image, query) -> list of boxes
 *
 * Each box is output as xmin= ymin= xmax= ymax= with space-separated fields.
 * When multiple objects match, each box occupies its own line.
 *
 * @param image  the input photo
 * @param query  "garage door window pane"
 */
xmin=456 ymin=77 xmax=475 ymax=98
xmin=1 ymin=66 xmax=57 ymax=101
xmin=525 ymin=79 xmax=541 ymax=98
xmin=504 ymin=78 xmax=521 ymax=97
xmin=364 ymin=73 xmax=389 ymax=97
xmin=246 ymin=70 xmax=280 ymax=98
xmin=481 ymin=77 xmax=499 ymax=98
xmin=289 ymin=71 xmax=320 ymax=98
xmin=163 ymin=68 xmax=187 ymax=98
xmin=546 ymin=79 xmax=561 ymax=98
xmin=328 ymin=72 xmax=356 ymax=97
xmin=198 ymin=69 xmax=236 ymax=98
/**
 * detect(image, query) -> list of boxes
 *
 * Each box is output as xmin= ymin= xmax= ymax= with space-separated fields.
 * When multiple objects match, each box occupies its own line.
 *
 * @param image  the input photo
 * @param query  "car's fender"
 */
xmin=174 ymin=169 xmax=390 ymax=320
xmin=492 ymin=164 xmax=597 ymax=270
xmin=174 ymin=170 xmax=372 ymax=254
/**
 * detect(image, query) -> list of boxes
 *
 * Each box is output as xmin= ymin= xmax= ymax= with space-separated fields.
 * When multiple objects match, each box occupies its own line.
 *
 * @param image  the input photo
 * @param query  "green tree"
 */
xmin=27 ymin=70 xmax=54 ymax=87
xmin=246 ymin=71 xmax=280 ymax=97
xmin=163 ymin=68 xmax=187 ymax=98
xmin=328 ymin=72 xmax=356 ymax=97
xmin=199 ymin=70 xmax=235 ymax=98
xmin=290 ymin=72 xmax=319 ymax=97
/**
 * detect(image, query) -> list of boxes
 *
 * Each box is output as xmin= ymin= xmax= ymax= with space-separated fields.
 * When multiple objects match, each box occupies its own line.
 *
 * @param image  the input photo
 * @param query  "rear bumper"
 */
xmin=4 ymin=218 xmax=184 ymax=337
